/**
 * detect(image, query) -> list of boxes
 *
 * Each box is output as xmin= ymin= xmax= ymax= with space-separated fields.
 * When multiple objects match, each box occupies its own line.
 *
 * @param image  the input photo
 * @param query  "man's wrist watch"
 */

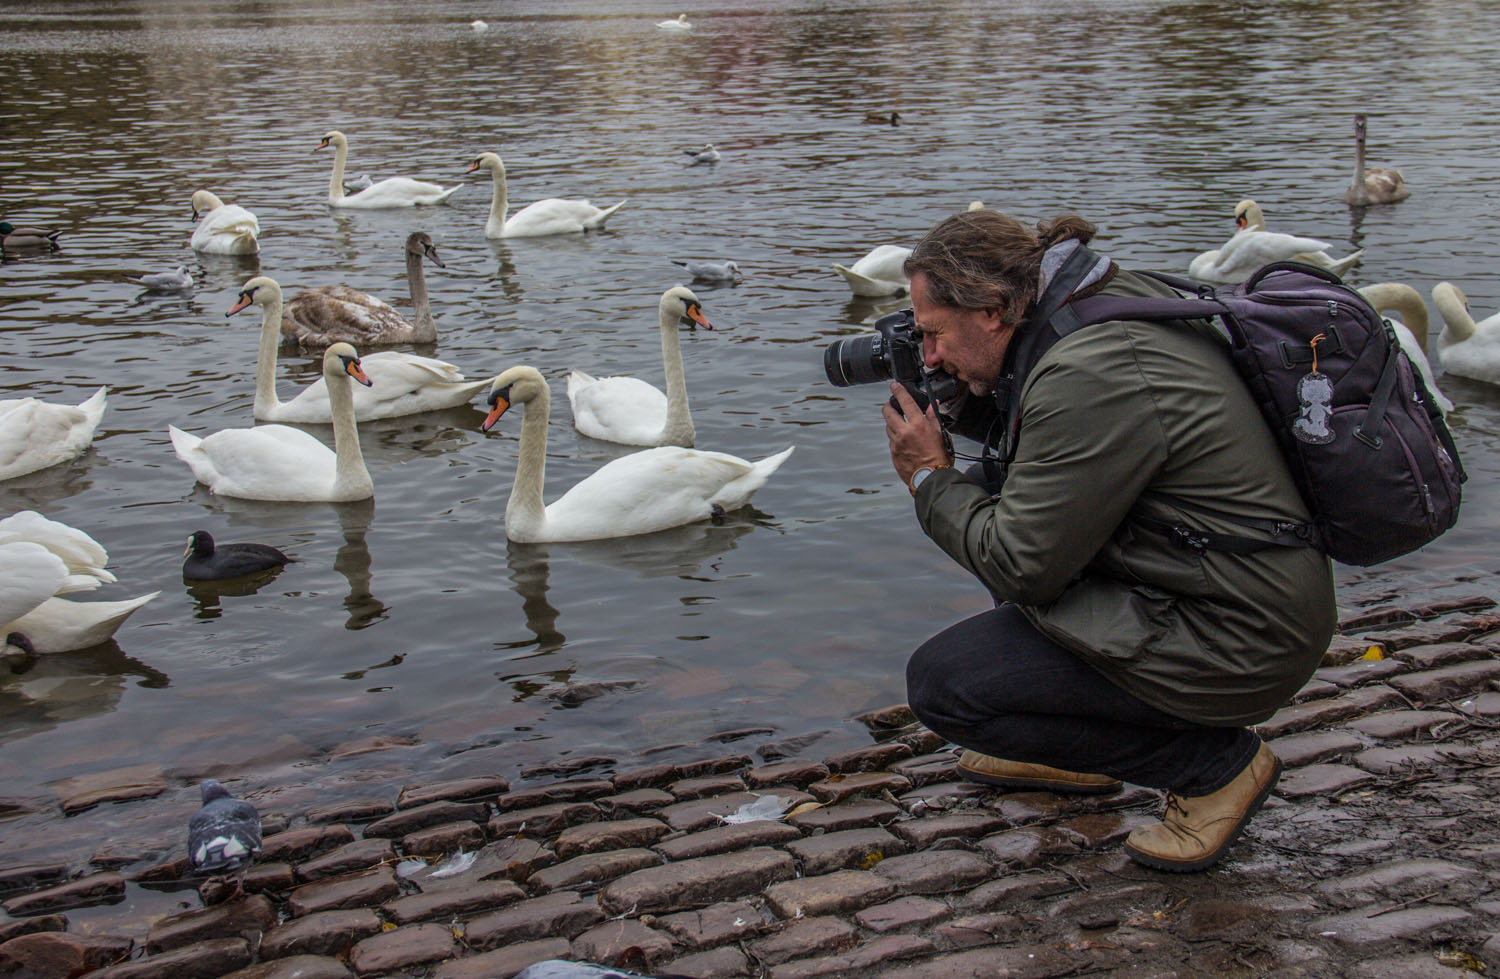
xmin=909 ymin=463 xmax=951 ymax=495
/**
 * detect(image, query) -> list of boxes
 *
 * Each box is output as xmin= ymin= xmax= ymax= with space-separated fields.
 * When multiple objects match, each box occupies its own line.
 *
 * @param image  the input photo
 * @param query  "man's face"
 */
xmin=910 ymin=271 xmax=1014 ymax=397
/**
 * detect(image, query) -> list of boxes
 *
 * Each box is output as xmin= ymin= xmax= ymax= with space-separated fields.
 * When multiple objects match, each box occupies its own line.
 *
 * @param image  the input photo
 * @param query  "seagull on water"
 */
xmin=671 ymin=259 xmax=743 ymax=284
xmin=127 ymin=265 xmax=194 ymax=292
xmin=683 ymin=143 xmax=720 ymax=165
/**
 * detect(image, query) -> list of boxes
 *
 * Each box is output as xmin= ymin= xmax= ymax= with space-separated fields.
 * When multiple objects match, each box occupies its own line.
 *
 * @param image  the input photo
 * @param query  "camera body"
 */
xmin=823 ymin=308 xmax=961 ymax=413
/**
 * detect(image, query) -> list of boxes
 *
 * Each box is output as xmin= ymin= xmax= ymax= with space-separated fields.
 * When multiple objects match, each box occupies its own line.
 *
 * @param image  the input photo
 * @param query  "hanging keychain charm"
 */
xmin=1292 ymin=332 xmax=1336 ymax=445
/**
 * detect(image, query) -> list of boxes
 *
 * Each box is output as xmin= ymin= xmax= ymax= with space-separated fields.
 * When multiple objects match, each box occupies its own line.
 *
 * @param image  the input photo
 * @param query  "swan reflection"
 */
xmin=0 ymin=640 xmax=169 ymax=745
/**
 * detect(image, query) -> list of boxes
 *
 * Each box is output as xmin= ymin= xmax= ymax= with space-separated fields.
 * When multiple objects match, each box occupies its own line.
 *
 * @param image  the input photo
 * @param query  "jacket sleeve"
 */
xmin=914 ymin=326 xmax=1170 ymax=605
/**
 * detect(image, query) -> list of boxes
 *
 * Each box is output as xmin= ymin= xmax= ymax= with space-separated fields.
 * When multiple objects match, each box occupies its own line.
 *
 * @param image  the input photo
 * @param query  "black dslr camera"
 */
xmin=823 ymin=308 xmax=961 ymax=415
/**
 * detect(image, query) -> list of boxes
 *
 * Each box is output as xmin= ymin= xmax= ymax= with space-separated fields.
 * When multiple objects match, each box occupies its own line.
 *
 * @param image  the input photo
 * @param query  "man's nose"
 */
xmin=922 ymin=333 xmax=940 ymax=367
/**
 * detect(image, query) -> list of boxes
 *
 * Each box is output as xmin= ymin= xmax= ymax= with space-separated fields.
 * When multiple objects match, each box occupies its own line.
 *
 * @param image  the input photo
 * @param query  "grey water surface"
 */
xmin=3 ymin=0 xmax=1498 ymax=874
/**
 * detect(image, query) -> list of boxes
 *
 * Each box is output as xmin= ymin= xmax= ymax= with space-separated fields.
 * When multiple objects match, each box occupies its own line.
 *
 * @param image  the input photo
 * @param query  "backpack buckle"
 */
xmin=1171 ymin=526 xmax=1209 ymax=554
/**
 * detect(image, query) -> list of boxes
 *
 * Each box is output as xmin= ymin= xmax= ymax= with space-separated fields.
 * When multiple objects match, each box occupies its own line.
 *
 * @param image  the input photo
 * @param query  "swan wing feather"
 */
xmin=502 ymin=198 xmax=622 ymax=237
xmin=566 ymin=372 xmax=670 ymax=445
xmin=337 ymin=177 xmax=462 ymax=209
xmin=0 ymin=541 xmax=72 ymax=627
xmin=191 ymin=205 xmax=259 ymax=254
xmin=539 ymin=447 xmax=759 ymax=540
xmin=277 ymin=352 xmax=485 ymax=421
xmin=0 ymin=386 xmax=107 ymax=480
xmin=172 ymin=423 xmax=336 ymax=500
xmin=0 ymin=509 xmax=114 ymax=584
xmin=11 ymin=591 xmax=159 ymax=653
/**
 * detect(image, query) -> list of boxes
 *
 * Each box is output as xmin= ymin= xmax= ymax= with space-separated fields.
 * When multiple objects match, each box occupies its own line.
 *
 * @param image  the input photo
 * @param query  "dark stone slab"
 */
xmin=597 ymin=788 xmax=676 ymax=817
xmin=0 ymin=931 xmax=133 ymax=979
xmin=303 ymin=798 xmax=394 ymax=825
xmin=822 ymin=743 xmax=914 ymax=774
xmin=1388 ymin=660 xmax=1500 ymax=705
xmin=808 ymin=771 xmax=911 ymax=804
xmin=888 ymin=811 xmax=1007 ymax=849
xmin=657 ymin=900 xmax=771 ymax=950
xmin=955 ymin=871 xmax=1079 ymax=910
xmin=0 ymin=864 xmax=68 ymax=896
xmin=554 ymin=817 xmax=671 ymax=859
xmin=347 ymin=922 xmax=458 ymax=974
xmin=874 ymin=944 xmax=1078 ymax=978
xmin=1390 ymin=642 xmax=1493 ymax=669
xmin=745 ymin=760 xmax=831 ymax=789
xmin=1312 ymin=858 xmax=1487 ymax=910
xmin=294 ymin=837 xmax=395 ymax=883
xmin=259 ymin=909 xmax=382 ymax=959
xmin=1354 ymin=743 xmax=1479 ymax=774
xmin=1344 ymin=709 xmax=1465 ymax=739
xmin=611 ymin=763 xmax=680 ymax=792
xmin=462 ymin=891 xmax=605 ymax=949
xmin=657 ymin=789 xmax=812 ymax=833
xmin=219 ymin=956 xmax=353 ymax=979
xmin=573 ymin=918 xmax=675 ymax=971
xmin=762 ymin=870 xmax=898 ymax=919
xmin=1314 ymin=659 xmax=1409 ymax=688
xmin=935 ymin=912 xmax=1026 ymax=949
xmin=1267 ymin=730 xmax=1366 ymax=768
xmin=146 ymin=894 xmax=274 ymax=953
xmin=1275 ymin=764 xmax=1376 ymax=799
xmin=976 ymin=826 xmax=1080 ymax=868
xmin=488 ymin=801 xmax=600 ymax=839
xmin=1291 ymin=679 xmax=1340 ymax=702
xmin=520 ymin=757 xmax=617 ymax=780
xmin=527 ymin=847 xmax=663 ymax=893
xmin=871 ymin=850 xmax=993 ymax=894
xmin=665 ymin=945 xmax=752 ymax=979
xmin=855 ymin=895 xmax=953 ymax=933
xmin=749 ymin=915 xmax=858 ymax=966
xmin=654 ymin=821 xmax=803 ymax=862
xmin=259 ymin=824 xmax=355 ymax=864
xmin=853 ymin=704 xmax=918 ymax=731
xmin=1056 ymin=811 xmax=1154 ymax=849
xmin=396 ymin=775 xmax=510 ymax=809
xmin=1362 ymin=618 xmax=1494 ymax=651
xmin=87 ymin=937 xmax=251 ymax=979
xmin=364 ymin=800 xmax=487 ymax=839
xmin=599 ymin=847 xmax=796 ymax=914
xmin=0 ymin=913 xmax=67 ymax=945
xmin=286 ymin=866 xmax=399 ymax=917
xmin=401 ymin=819 xmax=486 ymax=855
xmin=668 ymin=774 xmax=747 ymax=801
xmin=785 ymin=827 xmax=909 ymax=876
xmin=493 ymin=779 xmax=616 ymax=812
xmin=787 ymin=799 xmax=901 ymax=833
xmin=1311 ymin=905 xmax=1471 ymax=945
xmin=384 ymin=878 xmax=525 ymax=924
xmin=2 ymin=872 xmax=124 ymax=916
xmin=411 ymin=837 xmax=556 ymax=889
xmin=1254 ymin=696 xmax=1369 ymax=739
xmin=771 ymin=935 xmax=936 ymax=979
xmin=429 ymin=938 xmax=572 ymax=979
xmin=675 ymin=754 xmax=753 ymax=779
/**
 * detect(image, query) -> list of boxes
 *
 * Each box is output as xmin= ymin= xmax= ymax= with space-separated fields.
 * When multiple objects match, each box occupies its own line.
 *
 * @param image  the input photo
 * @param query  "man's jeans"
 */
xmin=906 ymin=604 xmax=1261 ymax=796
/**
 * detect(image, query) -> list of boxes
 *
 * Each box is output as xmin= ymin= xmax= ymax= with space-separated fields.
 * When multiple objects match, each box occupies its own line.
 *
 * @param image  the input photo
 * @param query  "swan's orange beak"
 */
xmin=465 ymin=160 xmax=481 ymax=174
xmin=481 ymin=395 xmax=511 ymax=432
xmin=227 ymin=292 xmax=255 ymax=317
xmin=314 ymin=138 xmax=330 ymax=153
xmin=687 ymin=303 xmax=712 ymax=331
xmin=346 ymin=361 xmax=372 ymax=387
xmin=1235 ymin=217 xmax=1247 ymax=230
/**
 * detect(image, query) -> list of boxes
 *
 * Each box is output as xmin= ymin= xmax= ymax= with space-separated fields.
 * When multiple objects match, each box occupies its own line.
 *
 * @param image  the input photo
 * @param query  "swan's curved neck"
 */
xmin=658 ymin=311 xmax=694 ymax=446
xmin=328 ymin=364 xmax=372 ymax=497
xmin=1362 ymin=284 xmax=1430 ymax=350
xmin=1433 ymin=288 xmax=1477 ymax=344
xmin=406 ymin=247 xmax=436 ymax=343
xmin=328 ymin=140 xmax=348 ymax=204
xmin=507 ymin=384 xmax=551 ymax=537
xmin=486 ymin=162 xmax=510 ymax=235
xmin=253 ymin=297 xmax=286 ymax=418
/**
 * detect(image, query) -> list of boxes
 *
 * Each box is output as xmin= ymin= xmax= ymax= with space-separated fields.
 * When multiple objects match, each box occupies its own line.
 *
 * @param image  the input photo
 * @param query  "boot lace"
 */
xmin=1163 ymin=792 xmax=1189 ymax=819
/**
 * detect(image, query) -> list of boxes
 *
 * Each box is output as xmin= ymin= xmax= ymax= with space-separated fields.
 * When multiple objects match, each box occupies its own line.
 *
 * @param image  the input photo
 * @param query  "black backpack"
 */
xmin=997 ymin=245 xmax=1465 ymax=567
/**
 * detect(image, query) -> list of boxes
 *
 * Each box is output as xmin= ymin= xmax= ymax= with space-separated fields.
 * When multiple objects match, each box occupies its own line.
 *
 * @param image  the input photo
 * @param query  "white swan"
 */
xmin=169 ymin=343 xmax=375 ymax=502
xmin=1432 ymin=281 xmax=1500 ymax=387
xmin=230 ymin=276 xmax=497 ymax=422
xmin=1346 ymin=114 xmax=1411 ymax=206
xmin=1357 ymin=283 xmax=1453 ymax=415
xmin=318 ymin=131 xmax=462 ymax=209
xmin=1226 ymin=199 xmax=1366 ymax=277
xmin=0 ymin=386 xmax=107 ymax=481
xmin=567 ymin=286 xmax=710 ymax=447
xmin=657 ymin=13 xmax=691 ymax=29
xmin=832 ymin=244 xmax=912 ymax=297
xmin=465 ymin=152 xmax=626 ymax=239
xmin=481 ymin=366 xmax=793 ymax=543
xmin=1 ymin=512 xmax=158 ymax=654
xmin=190 ymin=190 xmax=259 ymax=255
xmin=1188 ymin=204 xmax=1363 ymax=283
xmin=280 ymin=231 xmax=446 ymax=348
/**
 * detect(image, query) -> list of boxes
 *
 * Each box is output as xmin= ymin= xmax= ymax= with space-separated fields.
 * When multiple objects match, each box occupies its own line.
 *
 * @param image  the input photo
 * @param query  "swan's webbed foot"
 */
xmin=709 ymin=504 xmax=727 ymax=524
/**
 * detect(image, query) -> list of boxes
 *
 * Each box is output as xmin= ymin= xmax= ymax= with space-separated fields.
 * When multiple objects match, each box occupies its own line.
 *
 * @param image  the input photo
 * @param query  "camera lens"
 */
xmin=823 ymin=334 xmax=891 ymax=387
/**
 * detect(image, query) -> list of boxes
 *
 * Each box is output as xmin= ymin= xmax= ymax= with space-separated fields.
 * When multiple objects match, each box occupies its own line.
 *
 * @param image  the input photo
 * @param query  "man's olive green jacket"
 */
xmin=915 ymin=269 xmax=1337 ymax=727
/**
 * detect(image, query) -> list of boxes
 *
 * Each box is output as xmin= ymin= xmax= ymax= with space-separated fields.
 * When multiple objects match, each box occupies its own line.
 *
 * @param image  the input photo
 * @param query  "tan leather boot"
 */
xmin=957 ymin=750 xmax=1122 ymax=794
xmin=1124 ymin=740 xmax=1281 ymax=872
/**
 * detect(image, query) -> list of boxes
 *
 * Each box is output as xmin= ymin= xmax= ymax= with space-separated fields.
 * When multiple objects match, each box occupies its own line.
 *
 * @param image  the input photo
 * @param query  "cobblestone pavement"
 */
xmin=1 ymin=596 xmax=1498 ymax=978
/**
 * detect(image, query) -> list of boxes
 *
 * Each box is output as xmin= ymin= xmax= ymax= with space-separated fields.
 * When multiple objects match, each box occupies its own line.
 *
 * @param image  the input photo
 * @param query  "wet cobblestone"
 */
xmin=1 ymin=604 xmax=1499 ymax=976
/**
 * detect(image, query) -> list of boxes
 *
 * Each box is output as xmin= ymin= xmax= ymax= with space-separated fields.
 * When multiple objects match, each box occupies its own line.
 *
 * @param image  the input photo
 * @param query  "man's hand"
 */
xmin=883 ymin=382 xmax=954 ymax=489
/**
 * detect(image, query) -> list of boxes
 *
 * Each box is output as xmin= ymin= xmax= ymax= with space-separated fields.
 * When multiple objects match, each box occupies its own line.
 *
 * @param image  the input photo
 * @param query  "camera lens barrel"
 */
xmin=822 ymin=334 xmax=892 ymax=387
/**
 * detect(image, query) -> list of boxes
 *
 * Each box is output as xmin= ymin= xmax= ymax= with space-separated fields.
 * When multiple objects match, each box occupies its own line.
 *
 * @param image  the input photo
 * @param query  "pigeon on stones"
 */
xmin=128 ymin=265 xmax=194 ymax=292
xmin=514 ymin=961 xmax=696 ymax=979
xmin=187 ymin=779 xmax=261 ymax=897
xmin=670 ymin=258 xmax=742 ymax=284
xmin=683 ymin=143 xmax=720 ymax=165
xmin=182 ymin=530 xmax=291 ymax=581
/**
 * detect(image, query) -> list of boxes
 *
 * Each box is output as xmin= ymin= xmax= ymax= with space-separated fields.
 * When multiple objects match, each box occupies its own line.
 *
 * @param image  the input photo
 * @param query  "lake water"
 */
xmin=3 ymin=0 xmax=1499 ymax=883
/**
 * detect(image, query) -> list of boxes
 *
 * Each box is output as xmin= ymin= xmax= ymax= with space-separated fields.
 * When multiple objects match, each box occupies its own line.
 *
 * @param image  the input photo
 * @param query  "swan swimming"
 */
xmin=0 ymin=386 xmax=107 ymax=481
xmin=232 ymin=275 xmax=497 ymax=422
xmin=567 ymin=285 xmax=712 ymax=447
xmin=280 ymin=231 xmax=447 ymax=347
xmin=481 ymin=366 xmax=793 ymax=543
xmin=832 ymin=244 xmax=912 ymax=297
xmin=190 ymin=191 xmax=259 ymax=255
xmin=1357 ymin=282 xmax=1453 ymax=415
xmin=1432 ymin=281 xmax=1500 ymax=388
xmin=170 ymin=343 xmax=376 ymax=502
xmin=1346 ymin=114 xmax=1410 ymax=206
xmin=465 ymin=151 xmax=625 ymax=238
xmin=317 ymin=131 xmax=462 ymax=208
